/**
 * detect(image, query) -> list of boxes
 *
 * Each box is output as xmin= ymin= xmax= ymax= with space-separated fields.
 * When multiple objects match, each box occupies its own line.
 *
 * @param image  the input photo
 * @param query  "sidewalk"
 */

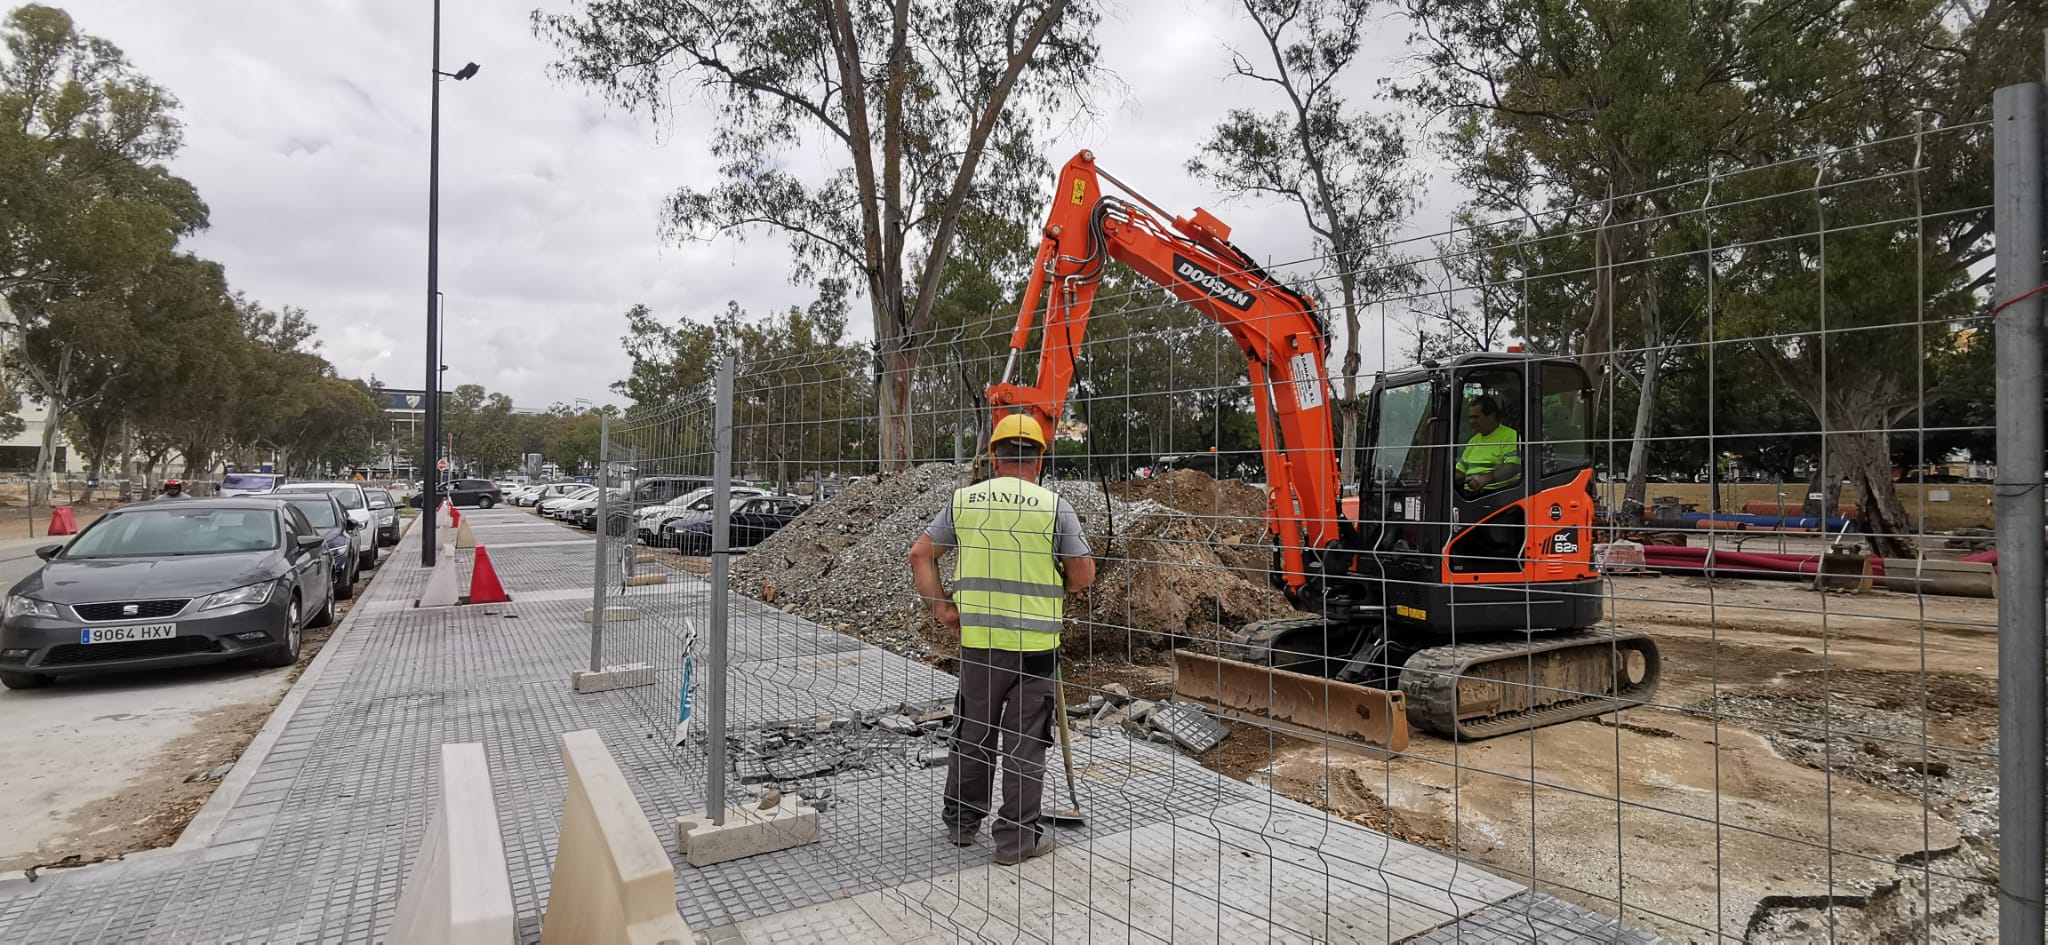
xmin=0 ymin=508 xmax=1660 ymax=943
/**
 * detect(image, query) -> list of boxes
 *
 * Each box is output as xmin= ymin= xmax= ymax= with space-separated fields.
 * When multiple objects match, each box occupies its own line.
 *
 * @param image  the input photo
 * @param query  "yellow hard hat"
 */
xmin=990 ymin=413 xmax=1048 ymax=450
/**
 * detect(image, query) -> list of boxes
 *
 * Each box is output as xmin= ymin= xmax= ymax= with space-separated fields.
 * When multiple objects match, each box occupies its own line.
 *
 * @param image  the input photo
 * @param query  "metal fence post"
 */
xmin=707 ymin=356 xmax=734 ymax=825
xmin=589 ymin=412 xmax=610 ymax=675
xmin=1992 ymin=79 xmax=2045 ymax=945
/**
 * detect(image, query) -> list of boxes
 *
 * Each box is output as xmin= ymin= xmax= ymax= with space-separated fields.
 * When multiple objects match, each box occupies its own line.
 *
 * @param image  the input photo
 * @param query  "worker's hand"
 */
xmin=1465 ymin=473 xmax=1487 ymax=490
xmin=933 ymin=599 xmax=961 ymax=631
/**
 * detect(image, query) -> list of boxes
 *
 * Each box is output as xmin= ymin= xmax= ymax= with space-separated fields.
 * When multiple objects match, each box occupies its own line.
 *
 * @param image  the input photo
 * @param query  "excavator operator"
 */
xmin=1457 ymin=395 xmax=1523 ymax=495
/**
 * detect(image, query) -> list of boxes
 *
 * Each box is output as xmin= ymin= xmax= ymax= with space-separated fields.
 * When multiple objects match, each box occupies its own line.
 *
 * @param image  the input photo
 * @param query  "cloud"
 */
xmin=70 ymin=0 xmax=1468 ymax=409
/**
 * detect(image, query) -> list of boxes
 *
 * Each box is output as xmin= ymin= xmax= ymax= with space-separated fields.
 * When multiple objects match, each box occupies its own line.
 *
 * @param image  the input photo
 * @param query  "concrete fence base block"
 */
xmin=624 ymin=573 xmax=668 ymax=587
xmin=583 ymin=606 xmax=639 ymax=623
xmin=418 ymin=545 xmax=463 ymax=607
xmin=390 ymin=744 xmax=516 ymax=945
xmin=540 ymin=730 xmax=692 ymax=945
xmin=632 ymin=552 xmax=658 ymax=564
xmin=572 ymin=663 xmax=655 ymax=693
xmin=674 ymin=797 xmax=821 ymax=868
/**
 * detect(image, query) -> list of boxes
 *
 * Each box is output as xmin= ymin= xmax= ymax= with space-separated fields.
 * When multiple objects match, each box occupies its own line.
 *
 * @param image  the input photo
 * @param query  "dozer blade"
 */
xmin=1172 ymin=651 xmax=1409 ymax=752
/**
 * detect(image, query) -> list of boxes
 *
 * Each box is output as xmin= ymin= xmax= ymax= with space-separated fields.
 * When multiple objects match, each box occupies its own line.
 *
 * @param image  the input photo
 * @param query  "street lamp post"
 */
xmin=422 ymin=0 xmax=477 ymax=567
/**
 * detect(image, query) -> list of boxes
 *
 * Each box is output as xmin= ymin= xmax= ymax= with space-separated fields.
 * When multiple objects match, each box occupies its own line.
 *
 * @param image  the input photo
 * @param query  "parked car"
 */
xmin=632 ymin=487 xmax=767 ymax=544
xmin=218 ymin=472 xmax=282 ymax=496
xmin=408 ymin=477 xmax=504 ymax=510
xmin=624 ymin=476 xmax=714 ymax=507
xmin=0 ymin=498 xmax=335 ymax=689
xmin=565 ymin=489 xmax=628 ymax=530
xmin=663 ymin=494 xmax=809 ymax=554
xmin=521 ymin=482 xmax=581 ymax=508
xmin=276 ymin=482 xmax=378 ymax=572
xmin=365 ymin=488 xmax=401 ymax=546
xmin=253 ymin=493 xmax=367 ymax=602
xmin=538 ymin=485 xmax=596 ymax=518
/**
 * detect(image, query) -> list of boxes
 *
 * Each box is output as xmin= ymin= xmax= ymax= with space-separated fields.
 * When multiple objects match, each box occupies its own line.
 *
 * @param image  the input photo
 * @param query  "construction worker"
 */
xmin=154 ymin=478 xmax=188 ymax=500
xmin=1457 ymin=394 xmax=1523 ymax=494
xmin=908 ymin=413 xmax=1096 ymax=866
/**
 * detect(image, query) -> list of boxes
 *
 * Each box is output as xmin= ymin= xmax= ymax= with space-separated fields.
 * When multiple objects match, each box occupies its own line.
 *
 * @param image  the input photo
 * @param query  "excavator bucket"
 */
xmin=1172 ymin=651 xmax=1409 ymax=752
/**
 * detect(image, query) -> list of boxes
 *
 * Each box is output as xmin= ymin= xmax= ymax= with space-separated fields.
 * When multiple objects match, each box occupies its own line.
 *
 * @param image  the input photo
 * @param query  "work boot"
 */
xmin=994 ymin=829 xmax=1054 ymax=866
xmin=949 ymin=826 xmax=977 ymax=847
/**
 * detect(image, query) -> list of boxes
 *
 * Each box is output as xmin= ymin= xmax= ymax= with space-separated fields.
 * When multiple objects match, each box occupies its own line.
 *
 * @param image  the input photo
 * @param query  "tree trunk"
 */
xmin=30 ymin=391 xmax=64 ymax=508
xmin=1337 ymin=276 xmax=1361 ymax=487
xmin=1621 ymin=350 xmax=1662 ymax=523
xmin=1831 ymin=425 xmax=1916 ymax=558
xmin=877 ymin=340 xmax=915 ymax=471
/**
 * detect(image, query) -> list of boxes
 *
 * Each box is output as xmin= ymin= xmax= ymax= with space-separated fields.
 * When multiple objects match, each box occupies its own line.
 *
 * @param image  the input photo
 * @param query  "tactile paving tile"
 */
xmin=0 ymin=508 xmax=1651 ymax=944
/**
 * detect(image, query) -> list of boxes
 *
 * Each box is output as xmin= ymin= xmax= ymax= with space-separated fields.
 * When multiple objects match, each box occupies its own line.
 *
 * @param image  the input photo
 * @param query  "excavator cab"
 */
xmin=1356 ymin=352 xmax=1604 ymax=639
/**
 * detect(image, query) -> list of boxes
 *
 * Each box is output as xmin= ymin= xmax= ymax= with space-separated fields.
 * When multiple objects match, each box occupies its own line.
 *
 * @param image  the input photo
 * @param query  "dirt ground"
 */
xmin=1240 ymin=577 xmax=2001 ymax=943
xmin=8 ymin=566 xmax=361 ymax=876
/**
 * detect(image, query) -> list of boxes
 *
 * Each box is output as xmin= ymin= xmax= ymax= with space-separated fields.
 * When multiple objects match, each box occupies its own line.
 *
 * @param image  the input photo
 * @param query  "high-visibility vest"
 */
xmin=950 ymin=476 xmax=1064 ymax=652
xmin=1456 ymin=424 xmax=1523 ymax=489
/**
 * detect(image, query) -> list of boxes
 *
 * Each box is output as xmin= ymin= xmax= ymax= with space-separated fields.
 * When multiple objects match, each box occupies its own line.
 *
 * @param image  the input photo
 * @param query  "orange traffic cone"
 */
xmin=47 ymin=507 xmax=77 ymax=536
xmin=467 ymin=545 xmax=510 ymax=604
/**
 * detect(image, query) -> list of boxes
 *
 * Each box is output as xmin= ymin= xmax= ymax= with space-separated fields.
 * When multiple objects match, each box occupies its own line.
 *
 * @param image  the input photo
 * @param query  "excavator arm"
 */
xmin=986 ymin=150 xmax=1343 ymax=590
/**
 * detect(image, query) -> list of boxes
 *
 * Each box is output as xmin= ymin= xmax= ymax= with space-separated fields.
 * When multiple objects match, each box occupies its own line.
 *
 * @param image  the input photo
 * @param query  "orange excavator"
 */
xmin=989 ymin=151 xmax=1660 ymax=744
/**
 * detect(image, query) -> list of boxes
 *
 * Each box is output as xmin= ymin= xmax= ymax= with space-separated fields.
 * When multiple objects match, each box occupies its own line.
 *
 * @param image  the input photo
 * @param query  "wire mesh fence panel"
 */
xmin=588 ymin=382 xmax=721 ymax=808
xmin=579 ymin=107 xmax=2031 ymax=944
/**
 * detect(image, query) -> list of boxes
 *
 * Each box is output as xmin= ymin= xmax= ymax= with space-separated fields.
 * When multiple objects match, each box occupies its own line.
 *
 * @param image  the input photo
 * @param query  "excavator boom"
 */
xmin=988 ymin=150 xmax=1342 ymax=586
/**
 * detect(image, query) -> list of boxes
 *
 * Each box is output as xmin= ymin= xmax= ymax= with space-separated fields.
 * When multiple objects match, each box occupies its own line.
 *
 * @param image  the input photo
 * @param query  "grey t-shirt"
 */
xmin=926 ymin=492 xmax=1091 ymax=559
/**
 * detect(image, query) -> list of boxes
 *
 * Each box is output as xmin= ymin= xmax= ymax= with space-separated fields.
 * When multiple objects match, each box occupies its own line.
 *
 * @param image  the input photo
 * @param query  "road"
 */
xmin=0 ymin=536 xmax=306 ymax=872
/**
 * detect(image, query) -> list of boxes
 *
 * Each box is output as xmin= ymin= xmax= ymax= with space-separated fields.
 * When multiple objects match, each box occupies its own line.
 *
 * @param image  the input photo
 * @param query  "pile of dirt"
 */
xmin=1108 ymin=468 xmax=1269 ymax=522
xmin=732 ymin=464 xmax=1297 ymax=665
xmin=1072 ymin=501 xmax=1294 ymax=660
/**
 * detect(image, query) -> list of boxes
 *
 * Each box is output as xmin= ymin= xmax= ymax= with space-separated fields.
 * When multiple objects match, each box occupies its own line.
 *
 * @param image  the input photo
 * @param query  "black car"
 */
xmin=252 ymin=493 xmax=364 ymax=602
xmin=409 ymin=478 xmax=504 ymax=509
xmin=0 ymin=498 xmax=335 ymax=689
xmin=665 ymin=495 xmax=809 ymax=554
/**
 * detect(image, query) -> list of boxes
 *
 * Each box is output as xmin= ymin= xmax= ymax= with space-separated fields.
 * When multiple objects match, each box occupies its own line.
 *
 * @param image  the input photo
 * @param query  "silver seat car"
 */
xmin=0 ymin=498 xmax=336 ymax=689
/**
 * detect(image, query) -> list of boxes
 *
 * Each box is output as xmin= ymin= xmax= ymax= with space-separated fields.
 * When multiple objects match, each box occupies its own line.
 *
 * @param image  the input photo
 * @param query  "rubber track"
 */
xmin=1397 ymin=629 xmax=1660 ymax=740
xmin=1228 ymin=615 xmax=1347 ymax=666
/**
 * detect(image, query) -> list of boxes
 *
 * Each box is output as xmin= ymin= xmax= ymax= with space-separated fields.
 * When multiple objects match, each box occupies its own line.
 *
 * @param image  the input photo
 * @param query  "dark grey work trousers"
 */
xmin=943 ymin=646 xmax=1058 ymax=859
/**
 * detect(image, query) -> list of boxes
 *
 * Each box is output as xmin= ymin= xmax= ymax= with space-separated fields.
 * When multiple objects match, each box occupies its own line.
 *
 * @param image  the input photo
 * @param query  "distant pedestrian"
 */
xmin=908 ymin=413 xmax=1096 ymax=866
xmin=154 ymin=478 xmax=188 ymax=500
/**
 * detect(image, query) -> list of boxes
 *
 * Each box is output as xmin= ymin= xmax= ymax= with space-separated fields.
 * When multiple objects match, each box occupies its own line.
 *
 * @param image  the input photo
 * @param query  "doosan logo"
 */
xmin=1172 ymin=255 xmax=1254 ymax=310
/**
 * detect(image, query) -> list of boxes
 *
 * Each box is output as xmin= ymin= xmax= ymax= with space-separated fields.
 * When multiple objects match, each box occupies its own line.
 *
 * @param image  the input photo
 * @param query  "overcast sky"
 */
xmin=65 ymin=0 xmax=1464 ymax=409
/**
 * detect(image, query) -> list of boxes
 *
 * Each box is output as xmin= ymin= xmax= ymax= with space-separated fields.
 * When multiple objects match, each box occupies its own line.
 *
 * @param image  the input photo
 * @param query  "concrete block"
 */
xmin=583 ymin=606 xmax=639 ymax=623
xmin=674 ymin=795 xmax=820 ymax=868
xmin=540 ymin=730 xmax=692 ymax=945
xmin=454 ymin=517 xmax=477 ymax=549
xmin=572 ymin=663 xmax=655 ymax=693
xmin=633 ymin=552 xmax=659 ymax=564
xmin=625 ymin=573 xmax=668 ymax=587
xmin=419 ymin=545 xmax=463 ymax=607
xmin=391 ymin=744 xmax=516 ymax=945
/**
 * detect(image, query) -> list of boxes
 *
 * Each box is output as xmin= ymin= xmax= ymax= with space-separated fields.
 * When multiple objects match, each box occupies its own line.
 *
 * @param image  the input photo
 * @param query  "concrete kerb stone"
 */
xmin=572 ymin=663 xmax=655 ymax=693
xmin=674 ymin=796 xmax=821 ymax=868
xmin=539 ymin=729 xmax=692 ymax=945
xmin=390 ymin=743 xmax=516 ymax=945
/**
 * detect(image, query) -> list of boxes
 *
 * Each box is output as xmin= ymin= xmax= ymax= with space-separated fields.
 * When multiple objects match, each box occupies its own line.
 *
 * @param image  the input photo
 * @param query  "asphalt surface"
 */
xmin=0 ymin=536 xmax=299 ymax=870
